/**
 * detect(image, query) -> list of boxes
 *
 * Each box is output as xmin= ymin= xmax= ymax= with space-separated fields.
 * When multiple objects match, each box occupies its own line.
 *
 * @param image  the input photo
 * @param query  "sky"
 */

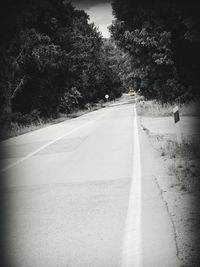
xmin=71 ymin=0 xmax=114 ymax=38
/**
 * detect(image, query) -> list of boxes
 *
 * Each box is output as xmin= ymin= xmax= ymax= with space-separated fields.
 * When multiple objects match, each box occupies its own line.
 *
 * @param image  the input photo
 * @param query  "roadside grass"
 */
xmin=137 ymin=99 xmax=200 ymax=117
xmin=140 ymin=99 xmax=200 ymax=265
xmin=140 ymin=99 xmax=200 ymax=193
xmin=147 ymin=129 xmax=200 ymax=193
xmin=137 ymin=100 xmax=173 ymax=116
xmin=161 ymin=138 xmax=200 ymax=159
xmin=0 ymin=122 xmax=45 ymax=140
xmin=0 ymin=102 xmax=106 ymax=141
xmin=161 ymin=138 xmax=200 ymax=192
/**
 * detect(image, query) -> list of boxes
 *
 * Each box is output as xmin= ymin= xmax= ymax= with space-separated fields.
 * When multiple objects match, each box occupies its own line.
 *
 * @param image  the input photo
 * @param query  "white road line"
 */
xmin=0 ymin=120 xmax=94 ymax=173
xmin=122 ymin=104 xmax=142 ymax=267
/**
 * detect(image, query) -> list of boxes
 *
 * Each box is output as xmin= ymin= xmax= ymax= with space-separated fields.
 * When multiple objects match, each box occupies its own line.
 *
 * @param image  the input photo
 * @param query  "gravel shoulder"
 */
xmin=139 ymin=114 xmax=200 ymax=266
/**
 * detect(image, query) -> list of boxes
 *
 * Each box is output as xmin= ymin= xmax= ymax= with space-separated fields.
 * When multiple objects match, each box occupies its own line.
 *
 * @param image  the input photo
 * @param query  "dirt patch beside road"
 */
xmin=139 ymin=107 xmax=200 ymax=266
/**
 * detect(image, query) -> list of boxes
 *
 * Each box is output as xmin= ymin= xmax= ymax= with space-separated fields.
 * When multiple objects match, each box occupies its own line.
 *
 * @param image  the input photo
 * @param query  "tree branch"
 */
xmin=11 ymin=75 xmax=26 ymax=99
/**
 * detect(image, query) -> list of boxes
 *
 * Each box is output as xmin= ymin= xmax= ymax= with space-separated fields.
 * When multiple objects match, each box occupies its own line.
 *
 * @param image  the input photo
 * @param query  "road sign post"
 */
xmin=173 ymin=105 xmax=182 ymax=144
xmin=105 ymin=94 xmax=109 ymax=102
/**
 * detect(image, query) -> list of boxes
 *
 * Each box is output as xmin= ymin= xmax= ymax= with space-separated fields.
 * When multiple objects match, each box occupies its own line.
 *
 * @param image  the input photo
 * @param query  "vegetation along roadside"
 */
xmin=138 ymin=99 xmax=200 ymax=265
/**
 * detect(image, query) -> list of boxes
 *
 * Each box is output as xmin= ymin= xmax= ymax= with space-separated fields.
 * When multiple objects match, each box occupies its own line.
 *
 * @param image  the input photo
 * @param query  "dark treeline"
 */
xmin=110 ymin=0 xmax=200 ymax=103
xmin=0 ymin=0 xmax=123 ymax=119
xmin=1 ymin=0 xmax=199 ymax=122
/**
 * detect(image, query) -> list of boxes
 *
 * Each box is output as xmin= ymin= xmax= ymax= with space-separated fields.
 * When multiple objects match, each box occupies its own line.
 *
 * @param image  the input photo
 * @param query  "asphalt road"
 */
xmin=0 ymin=97 xmax=180 ymax=267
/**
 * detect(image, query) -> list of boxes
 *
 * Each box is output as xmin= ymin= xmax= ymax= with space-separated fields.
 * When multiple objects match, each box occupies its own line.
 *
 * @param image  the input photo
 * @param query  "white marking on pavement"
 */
xmin=0 ymin=120 xmax=94 ymax=173
xmin=122 ymin=104 xmax=142 ymax=267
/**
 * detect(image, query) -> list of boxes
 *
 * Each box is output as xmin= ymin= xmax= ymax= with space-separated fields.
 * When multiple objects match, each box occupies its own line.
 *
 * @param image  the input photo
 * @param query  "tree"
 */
xmin=0 ymin=0 xmax=74 ymax=115
xmin=110 ymin=0 xmax=200 ymax=102
xmin=0 ymin=0 xmax=125 ymax=118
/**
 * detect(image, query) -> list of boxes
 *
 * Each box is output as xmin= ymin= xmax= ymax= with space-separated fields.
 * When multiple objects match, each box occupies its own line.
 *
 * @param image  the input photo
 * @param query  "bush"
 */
xmin=0 ymin=110 xmax=41 ymax=127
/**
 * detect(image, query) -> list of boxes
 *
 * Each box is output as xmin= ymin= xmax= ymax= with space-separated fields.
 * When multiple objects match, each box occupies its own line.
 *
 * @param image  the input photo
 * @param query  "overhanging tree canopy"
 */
xmin=110 ymin=0 xmax=200 ymax=102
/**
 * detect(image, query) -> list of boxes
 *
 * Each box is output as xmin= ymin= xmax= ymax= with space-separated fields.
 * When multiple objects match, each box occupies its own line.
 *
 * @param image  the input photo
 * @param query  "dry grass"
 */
xmin=161 ymin=139 xmax=200 ymax=159
xmin=0 ymin=103 xmax=106 ymax=141
xmin=137 ymin=100 xmax=200 ymax=117
xmin=137 ymin=100 xmax=172 ymax=116
xmin=155 ymin=136 xmax=200 ymax=193
xmin=140 ymin=98 xmax=200 ymax=193
xmin=0 ymin=123 xmax=45 ymax=140
xmin=140 ymin=99 xmax=200 ymax=265
xmin=0 ymin=97 xmax=121 ymax=141
xmin=139 ymin=99 xmax=200 ymax=192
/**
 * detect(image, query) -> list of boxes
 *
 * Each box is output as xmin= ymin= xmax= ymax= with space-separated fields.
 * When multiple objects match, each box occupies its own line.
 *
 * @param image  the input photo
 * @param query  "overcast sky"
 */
xmin=71 ymin=0 xmax=114 ymax=38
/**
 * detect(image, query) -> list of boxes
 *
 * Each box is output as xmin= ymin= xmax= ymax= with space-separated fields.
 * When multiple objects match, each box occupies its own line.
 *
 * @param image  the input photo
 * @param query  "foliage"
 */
xmin=110 ymin=0 xmax=200 ymax=103
xmin=0 ymin=0 xmax=123 ymax=121
xmin=0 ymin=0 xmax=74 ymax=115
xmin=102 ymin=39 xmax=133 ymax=93
xmin=0 ymin=110 xmax=41 ymax=127
xmin=59 ymin=87 xmax=82 ymax=113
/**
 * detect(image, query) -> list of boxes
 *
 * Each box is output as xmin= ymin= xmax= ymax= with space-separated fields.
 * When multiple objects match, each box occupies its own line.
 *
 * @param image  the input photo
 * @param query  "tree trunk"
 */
xmin=3 ymin=83 xmax=12 ymax=114
xmin=4 ymin=99 xmax=12 ymax=114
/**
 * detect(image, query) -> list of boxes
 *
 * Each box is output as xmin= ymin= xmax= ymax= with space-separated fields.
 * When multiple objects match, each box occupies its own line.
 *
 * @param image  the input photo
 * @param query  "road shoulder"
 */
xmin=139 ymin=115 xmax=200 ymax=266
